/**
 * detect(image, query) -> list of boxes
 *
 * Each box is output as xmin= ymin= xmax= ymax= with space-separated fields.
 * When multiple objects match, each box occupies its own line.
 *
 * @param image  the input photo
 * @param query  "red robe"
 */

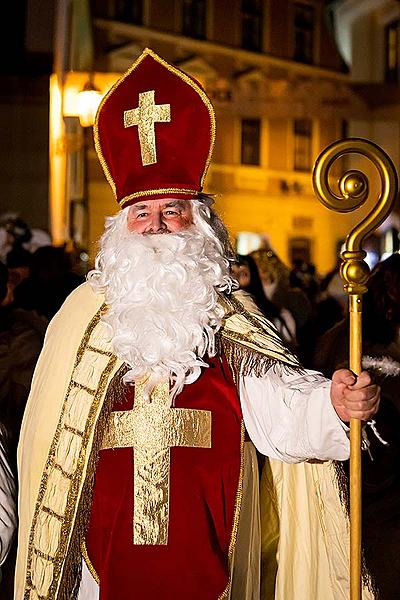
xmin=85 ymin=355 xmax=243 ymax=599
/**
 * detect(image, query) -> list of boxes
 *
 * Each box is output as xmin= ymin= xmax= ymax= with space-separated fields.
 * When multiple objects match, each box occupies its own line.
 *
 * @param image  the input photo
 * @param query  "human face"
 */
xmin=127 ymin=199 xmax=193 ymax=234
xmin=231 ymin=263 xmax=251 ymax=289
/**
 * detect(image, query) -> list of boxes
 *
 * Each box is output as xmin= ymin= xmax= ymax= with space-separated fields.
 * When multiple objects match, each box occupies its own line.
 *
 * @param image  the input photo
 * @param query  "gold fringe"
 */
xmin=331 ymin=461 xmax=379 ymax=598
xmin=221 ymin=336 xmax=304 ymax=385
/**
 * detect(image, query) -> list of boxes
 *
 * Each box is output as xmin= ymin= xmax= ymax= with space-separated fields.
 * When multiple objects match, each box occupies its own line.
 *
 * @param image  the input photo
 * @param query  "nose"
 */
xmin=146 ymin=211 xmax=167 ymax=233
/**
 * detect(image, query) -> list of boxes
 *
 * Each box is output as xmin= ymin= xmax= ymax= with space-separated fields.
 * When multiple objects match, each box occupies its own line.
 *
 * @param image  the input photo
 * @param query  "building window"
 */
xmin=294 ymin=119 xmax=312 ymax=171
xmin=385 ymin=19 xmax=400 ymax=82
xmin=241 ymin=0 xmax=263 ymax=51
xmin=293 ymin=3 xmax=314 ymax=64
xmin=241 ymin=119 xmax=261 ymax=165
xmin=113 ymin=0 xmax=143 ymax=24
xmin=289 ymin=237 xmax=311 ymax=264
xmin=182 ymin=0 xmax=207 ymax=39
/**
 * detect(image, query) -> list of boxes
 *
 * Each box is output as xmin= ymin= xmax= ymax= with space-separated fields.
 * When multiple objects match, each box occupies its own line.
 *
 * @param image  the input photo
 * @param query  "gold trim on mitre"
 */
xmin=120 ymin=187 xmax=199 ymax=207
xmin=93 ymin=47 xmax=216 ymax=206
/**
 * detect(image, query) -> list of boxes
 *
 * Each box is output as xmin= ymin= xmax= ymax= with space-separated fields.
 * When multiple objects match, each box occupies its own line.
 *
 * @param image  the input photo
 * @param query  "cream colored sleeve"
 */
xmin=239 ymin=369 xmax=350 ymax=463
xmin=0 ymin=438 xmax=16 ymax=566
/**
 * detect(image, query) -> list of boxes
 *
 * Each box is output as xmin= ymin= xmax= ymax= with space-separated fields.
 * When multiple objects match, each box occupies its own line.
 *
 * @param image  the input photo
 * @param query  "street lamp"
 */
xmin=76 ymin=79 xmax=102 ymax=128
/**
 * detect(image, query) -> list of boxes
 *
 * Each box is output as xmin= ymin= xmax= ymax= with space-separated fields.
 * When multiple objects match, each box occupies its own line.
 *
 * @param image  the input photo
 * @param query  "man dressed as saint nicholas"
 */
xmin=14 ymin=49 xmax=380 ymax=600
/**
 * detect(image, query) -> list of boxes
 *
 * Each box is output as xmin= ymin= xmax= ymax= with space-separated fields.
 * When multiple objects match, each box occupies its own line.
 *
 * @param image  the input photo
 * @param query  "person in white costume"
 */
xmin=15 ymin=49 xmax=380 ymax=600
xmin=0 ymin=434 xmax=16 ymax=581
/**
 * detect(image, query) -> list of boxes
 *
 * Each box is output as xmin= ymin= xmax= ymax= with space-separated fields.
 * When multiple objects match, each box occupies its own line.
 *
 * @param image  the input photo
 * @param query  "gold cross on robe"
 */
xmin=101 ymin=377 xmax=212 ymax=545
xmin=123 ymin=90 xmax=171 ymax=166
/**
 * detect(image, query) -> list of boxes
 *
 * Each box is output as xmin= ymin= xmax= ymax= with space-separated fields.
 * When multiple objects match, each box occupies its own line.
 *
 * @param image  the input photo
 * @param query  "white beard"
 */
xmin=88 ymin=208 xmax=234 ymax=399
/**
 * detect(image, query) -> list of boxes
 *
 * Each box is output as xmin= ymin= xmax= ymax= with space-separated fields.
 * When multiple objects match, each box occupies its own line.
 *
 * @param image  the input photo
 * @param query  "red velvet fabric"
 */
xmin=85 ymin=355 xmax=242 ymax=600
xmin=95 ymin=50 xmax=214 ymax=206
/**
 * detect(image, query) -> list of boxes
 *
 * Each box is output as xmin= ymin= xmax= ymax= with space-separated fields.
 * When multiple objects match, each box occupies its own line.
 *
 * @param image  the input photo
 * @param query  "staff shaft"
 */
xmin=349 ymin=295 xmax=362 ymax=600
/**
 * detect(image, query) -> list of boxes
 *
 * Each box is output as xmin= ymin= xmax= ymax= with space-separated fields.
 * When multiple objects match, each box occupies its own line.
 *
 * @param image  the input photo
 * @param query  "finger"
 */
xmin=332 ymin=368 xmax=356 ymax=386
xmin=342 ymin=396 xmax=379 ymax=413
xmin=343 ymin=386 xmax=379 ymax=403
xmin=350 ymin=371 xmax=372 ymax=389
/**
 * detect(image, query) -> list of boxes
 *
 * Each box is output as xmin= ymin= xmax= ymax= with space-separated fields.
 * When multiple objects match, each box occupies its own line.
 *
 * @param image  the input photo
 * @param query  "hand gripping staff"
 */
xmin=312 ymin=138 xmax=398 ymax=600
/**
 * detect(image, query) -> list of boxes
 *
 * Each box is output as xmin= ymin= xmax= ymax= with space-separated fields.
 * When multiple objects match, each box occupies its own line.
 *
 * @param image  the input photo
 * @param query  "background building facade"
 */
xmin=2 ymin=0 xmax=400 ymax=273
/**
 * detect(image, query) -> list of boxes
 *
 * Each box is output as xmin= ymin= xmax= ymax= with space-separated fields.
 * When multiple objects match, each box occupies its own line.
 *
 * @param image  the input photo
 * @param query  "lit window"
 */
xmin=289 ymin=237 xmax=311 ymax=264
xmin=293 ymin=3 xmax=314 ymax=64
xmin=385 ymin=20 xmax=400 ymax=82
xmin=294 ymin=119 xmax=312 ymax=171
xmin=241 ymin=119 xmax=261 ymax=165
xmin=236 ymin=232 xmax=263 ymax=255
xmin=241 ymin=0 xmax=263 ymax=51
xmin=182 ymin=0 xmax=207 ymax=39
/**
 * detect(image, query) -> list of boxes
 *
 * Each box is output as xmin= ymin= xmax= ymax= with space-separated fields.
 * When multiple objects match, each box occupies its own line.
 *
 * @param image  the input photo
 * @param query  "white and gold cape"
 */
xmin=15 ymin=284 xmax=375 ymax=600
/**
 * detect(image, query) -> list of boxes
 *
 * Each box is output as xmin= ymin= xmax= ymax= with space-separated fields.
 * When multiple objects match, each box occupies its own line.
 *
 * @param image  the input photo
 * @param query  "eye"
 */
xmin=164 ymin=209 xmax=179 ymax=216
xmin=136 ymin=212 xmax=149 ymax=218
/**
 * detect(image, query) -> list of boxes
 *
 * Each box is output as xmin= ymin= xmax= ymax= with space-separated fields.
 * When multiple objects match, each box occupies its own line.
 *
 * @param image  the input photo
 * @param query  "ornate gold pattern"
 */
xmin=219 ymin=293 xmax=302 ymax=378
xmin=24 ymin=307 xmax=120 ymax=600
xmin=81 ymin=540 xmax=99 ymax=585
xmin=101 ymin=377 xmax=212 ymax=545
xmin=119 ymin=187 xmax=199 ymax=206
xmin=93 ymin=47 xmax=216 ymax=204
xmin=218 ymin=421 xmax=245 ymax=600
xmin=124 ymin=90 xmax=171 ymax=166
xmin=63 ymin=424 xmax=84 ymax=437
xmin=41 ymin=506 xmax=63 ymax=522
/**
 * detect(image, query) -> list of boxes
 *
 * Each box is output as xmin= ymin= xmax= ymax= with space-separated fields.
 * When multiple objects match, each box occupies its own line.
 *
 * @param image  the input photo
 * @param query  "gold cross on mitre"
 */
xmin=123 ymin=90 xmax=171 ymax=166
xmin=101 ymin=376 xmax=212 ymax=545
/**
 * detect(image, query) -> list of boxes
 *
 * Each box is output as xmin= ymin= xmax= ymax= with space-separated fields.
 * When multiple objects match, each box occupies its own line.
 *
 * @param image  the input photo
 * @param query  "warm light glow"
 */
xmin=76 ymin=88 xmax=102 ymax=127
xmin=49 ymin=74 xmax=67 ymax=245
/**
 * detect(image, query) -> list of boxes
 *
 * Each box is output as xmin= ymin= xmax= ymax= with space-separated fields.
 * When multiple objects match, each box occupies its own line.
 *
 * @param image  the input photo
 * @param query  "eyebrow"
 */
xmin=131 ymin=200 xmax=185 ymax=213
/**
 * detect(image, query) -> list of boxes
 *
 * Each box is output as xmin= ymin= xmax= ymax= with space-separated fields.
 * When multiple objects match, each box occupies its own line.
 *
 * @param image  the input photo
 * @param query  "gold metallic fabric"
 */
xmin=124 ymin=90 xmax=171 ymax=166
xmin=101 ymin=377 xmax=212 ymax=545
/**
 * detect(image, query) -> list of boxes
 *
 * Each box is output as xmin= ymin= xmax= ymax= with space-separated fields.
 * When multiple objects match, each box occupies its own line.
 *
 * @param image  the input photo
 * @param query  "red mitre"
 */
xmin=94 ymin=48 xmax=216 ymax=208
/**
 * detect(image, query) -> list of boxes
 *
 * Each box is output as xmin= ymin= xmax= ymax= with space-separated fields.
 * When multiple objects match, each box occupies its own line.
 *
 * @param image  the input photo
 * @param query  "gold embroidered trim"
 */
xmin=24 ymin=305 xmax=119 ymax=600
xmin=86 ymin=345 xmax=113 ymax=357
xmin=52 ymin=462 xmax=74 ymax=480
xmin=101 ymin=378 xmax=212 ymax=546
xmin=63 ymin=424 xmax=84 ymax=437
xmin=93 ymin=47 xmax=216 ymax=200
xmin=119 ymin=187 xmax=198 ymax=207
xmin=218 ymin=421 xmax=245 ymax=600
xmin=60 ymin=365 xmax=127 ymax=599
xmin=41 ymin=506 xmax=64 ymax=521
xmin=26 ymin=587 xmax=46 ymax=600
xmin=70 ymin=381 xmax=96 ymax=395
xmin=81 ymin=540 xmax=100 ymax=585
xmin=33 ymin=548 xmax=56 ymax=562
xmin=219 ymin=292 xmax=303 ymax=377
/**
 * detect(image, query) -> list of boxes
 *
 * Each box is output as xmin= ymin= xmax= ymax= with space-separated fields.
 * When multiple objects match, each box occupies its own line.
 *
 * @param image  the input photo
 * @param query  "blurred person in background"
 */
xmin=0 ymin=215 xmax=51 ymax=263
xmin=0 ymin=427 xmax=16 ymax=594
xmin=232 ymin=254 xmax=297 ymax=349
xmin=251 ymin=248 xmax=312 ymax=363
xmin=5 ymin=247 xmax=32 ymax=295
xmin=0 ymin=261 xmax=24 ymax=597
xmin=289 ymin=259 xmax=320 ymax=308
xmin=13 ymin=245 xmax=84 ymax=320
xmin=313 ymin=253 xmax=400 ymax=600
xmin=0 ymin=261 xmax=47 ymax=460
xmin=251 ymin=248 xmax=312 ymax=332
